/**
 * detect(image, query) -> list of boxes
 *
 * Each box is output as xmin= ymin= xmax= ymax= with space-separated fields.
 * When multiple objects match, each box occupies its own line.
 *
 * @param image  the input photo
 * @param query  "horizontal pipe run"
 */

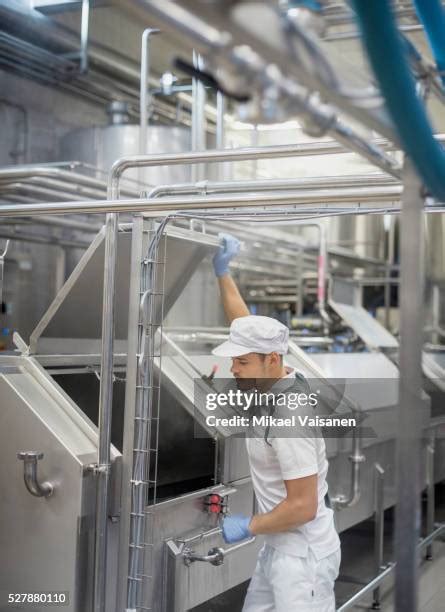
xmin=0 ymin=165 xmax=138 ymax=197
xmin=147 ymin=173 xmax=399 ymax=198
xmin=0 ymin=186 xmax=405 ymax=217
xmin=338 ymin=523 xmax=445 ymax=611
xmin=106 ymin=142 xmax=401 ymax=213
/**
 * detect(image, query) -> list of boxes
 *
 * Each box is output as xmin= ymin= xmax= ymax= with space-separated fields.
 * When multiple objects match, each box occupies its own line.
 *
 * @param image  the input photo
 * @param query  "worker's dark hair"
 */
xmin=255 ymin=352 xmax=283 ymax=365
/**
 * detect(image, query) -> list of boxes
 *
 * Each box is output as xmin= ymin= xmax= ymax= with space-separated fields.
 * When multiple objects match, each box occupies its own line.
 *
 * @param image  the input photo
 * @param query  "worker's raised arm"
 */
xmin=213 ymin=233 xmax=250 ymax=323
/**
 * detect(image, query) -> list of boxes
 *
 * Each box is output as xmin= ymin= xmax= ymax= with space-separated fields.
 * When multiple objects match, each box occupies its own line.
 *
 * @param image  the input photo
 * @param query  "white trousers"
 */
xmin=242 ymin=544 xmax=341 ymax=612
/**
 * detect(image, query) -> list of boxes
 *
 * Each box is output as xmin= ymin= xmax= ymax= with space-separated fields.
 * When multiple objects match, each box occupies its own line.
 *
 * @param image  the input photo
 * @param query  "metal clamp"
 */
xmin=17 ymin=452 xmax=54 ymax=498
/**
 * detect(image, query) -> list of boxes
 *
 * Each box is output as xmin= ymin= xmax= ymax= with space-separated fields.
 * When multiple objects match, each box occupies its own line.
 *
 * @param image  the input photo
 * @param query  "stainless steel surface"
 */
xmin=17 ymin=451 xmax=54 ymax=498
xmin=117 ymin=215 xmax=145 ymax=612
xmin=79 ymin=0 xmax=90 ymax=74
xmin=330 ymin=301 xmax=399 ymax=350
xmin=191 ymin=51 xmax=207 ymax=183
xmin=94 ymin=211 xmax=118 ymax=612
xmin=0 ymin=185 xmax=407 ymax=217
xmin=183 ymin=535 xmax=256 ymax=566
xmin=126 ymin=220 xmax=166 ymax=611
xmin=328 ymin=212 xmax=386 ymax=260
xmin=216 ymin=91 xmax=225 ymax=151
xmin=161 ymin=480 xmax=262 ymax=612
xmin=0 ymin=0 xmax=217 ymax=126
xmin=29 ymin=224 xmax=219 ymax=352
xmin=140 ymin=0 xmax=397 ymax=141
xmin=61 ymin=125 xmax=194 ymax=187
xmin=0 ymin=238 xmax=9 ymax=305
xmin=0 ymin=352 xmax=120 ymax=612
xmin=0 ymin=163 xmax=138 ymax=204
xmin=338 ymin=524 xmax=445 ymax=611
xmin=425 ymin=213 xmax=445 ymax=283
xmin=372 ymin=463 xmax=385 ymax=608
xmin=394 ymin=162 xmax=425 ymax=612
xmin=139 ymin=29 xmax=160 ymax=171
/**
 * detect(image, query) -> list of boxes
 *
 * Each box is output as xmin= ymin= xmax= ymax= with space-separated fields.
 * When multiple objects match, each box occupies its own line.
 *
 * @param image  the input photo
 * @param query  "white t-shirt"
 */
xmin=245 ymin=366 xmax=340 ymax=560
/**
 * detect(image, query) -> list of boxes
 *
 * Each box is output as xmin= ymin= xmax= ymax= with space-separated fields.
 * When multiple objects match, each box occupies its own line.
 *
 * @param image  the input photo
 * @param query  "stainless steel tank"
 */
xmin=327 ymin=214 xmax=386 ymax=260
xmin=61 ymin=123 xmax=193 ymax=186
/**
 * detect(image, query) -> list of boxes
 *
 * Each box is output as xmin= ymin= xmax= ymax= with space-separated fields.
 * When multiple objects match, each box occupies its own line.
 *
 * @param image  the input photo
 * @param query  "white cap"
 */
xmin=212 ymin=315 xmax=289 ymax=357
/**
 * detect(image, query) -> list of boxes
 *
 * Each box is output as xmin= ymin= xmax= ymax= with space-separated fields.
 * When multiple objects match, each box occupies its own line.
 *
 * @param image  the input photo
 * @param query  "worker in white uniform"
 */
xmin=211 ymin=233 xmax=341 ymax=612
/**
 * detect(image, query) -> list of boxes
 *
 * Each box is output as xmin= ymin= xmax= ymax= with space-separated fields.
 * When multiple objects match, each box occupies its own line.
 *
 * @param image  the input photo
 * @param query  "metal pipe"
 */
xmin=338 ymin=524 xmax=445 ymax=611
xmin=0 ymin=185 xmax=405 ymax=217
xmin=288 ymin=222 xmax=330 ymax=333
xmin=139 ymin=28 xmax=160 ymax=168
xmin=0 ymin=165 xmax=132 ymax=194
xmin=0 ymin=181 xmax=108 ymax=203
xmin=17 ymin=452 xmax=53 ymax=498
xmin=109 ymin=144 xmax=401 ymax=199
xmin=147 ymin=172 xmax=398 ymax=199
xmin=191 ymin=51 xmax=207 ymax=182
xmin=287 ymin=338 xmax=364 ymax=508
xmin=93 ymin=211 xmax=118 ymax=612
xmin=426 ymin=430 xmax=436 ymax=560
xmin=216 ymin=91 xmax=225 ymax=150
xmin=372 ymin=463 xmax=385 ymax=608
xmin=331 ymin=423 xmax=365 ymax=509
xmin=169 ymin=331 xmax=334 ymax=347
xmin=0 ymin=2 xmax=217 ymax=126
xmin=79 ymin=0 xmax=90 ymax=74
xmin=394 ymin=161 xmax=425 ymax=611
xmin=118 ymin=1 xmax=404 ymax=177
xmin=143 ymin=0 xmax=397 ymax=140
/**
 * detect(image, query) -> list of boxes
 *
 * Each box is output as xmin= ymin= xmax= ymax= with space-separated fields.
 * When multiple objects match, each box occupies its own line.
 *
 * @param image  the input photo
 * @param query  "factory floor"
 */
xmin=192 ymin=483 xmax=445 ymax=612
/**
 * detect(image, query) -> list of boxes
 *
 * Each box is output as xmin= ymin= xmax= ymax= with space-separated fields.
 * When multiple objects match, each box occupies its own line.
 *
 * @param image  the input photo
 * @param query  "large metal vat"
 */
xmin=61 ymin=124 xmax=193 ymax=186
xmin=327 ymin=214 xmax=386 ymax=260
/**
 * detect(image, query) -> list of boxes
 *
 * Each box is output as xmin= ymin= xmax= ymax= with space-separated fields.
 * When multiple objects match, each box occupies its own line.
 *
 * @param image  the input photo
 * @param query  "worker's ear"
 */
xmin=268 ymin=352 xmax=280 ymax=366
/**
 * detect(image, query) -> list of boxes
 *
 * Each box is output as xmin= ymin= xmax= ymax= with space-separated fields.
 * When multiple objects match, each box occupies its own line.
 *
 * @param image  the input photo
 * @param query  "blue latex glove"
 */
xmin=221 ymin=514 xmax=252 ymax=544
xmin=212 ymin=233 xmax=241 ymax=277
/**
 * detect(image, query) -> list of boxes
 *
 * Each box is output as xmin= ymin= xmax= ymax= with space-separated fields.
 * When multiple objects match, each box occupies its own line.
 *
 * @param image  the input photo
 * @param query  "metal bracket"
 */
xmin=36 ymin=0 xmax=90 ymax=74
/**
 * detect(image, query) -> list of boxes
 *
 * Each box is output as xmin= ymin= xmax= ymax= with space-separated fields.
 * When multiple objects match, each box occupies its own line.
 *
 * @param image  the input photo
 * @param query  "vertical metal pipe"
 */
xmin=117 ymin=215 xmax=145 ymax=612
xmin=216 ymin=91 xmax=225 ymax=149
xmin=139 ymin=28 xmax=160 ymax=185
xmin=191 ymin=51 xmax=207 ymax=182
xmin=216 ymin=91 xmax=226 ymax=181
xmin=93 ymin=211 xmax=118 ymax=612
xmin=80 ymin=0 xmax=90 ymax=74
xmin=373 ymin=463 xmax=385 ymax=608
xmin=385 ymin=215 xmax=396 ymax=330
xmin=432 ymin=285 xmax=440 ymax=344
xmin=394 ymin=159 xmax=425 ymax=612
xmin=296 ymin=245 xmax=304 ymax=317
xmin=426 ymin=430 xmax=436 ymax=560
